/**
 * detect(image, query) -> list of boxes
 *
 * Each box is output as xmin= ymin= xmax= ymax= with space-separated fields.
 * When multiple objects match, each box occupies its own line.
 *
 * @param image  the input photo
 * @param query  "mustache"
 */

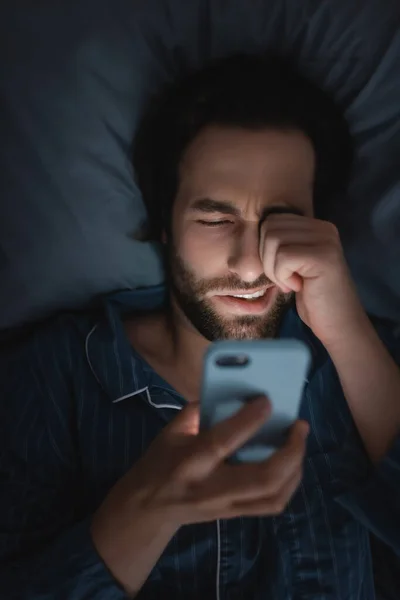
xmin=196 ymin=274 xmax=273 ymax=295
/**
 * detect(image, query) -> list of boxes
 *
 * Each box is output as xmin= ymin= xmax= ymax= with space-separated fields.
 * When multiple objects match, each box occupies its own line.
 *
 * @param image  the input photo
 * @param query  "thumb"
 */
xmin=166 ymin=402 xmax=200 ymax=437
xmin=286 ymin=419 xmax=310 ymax=449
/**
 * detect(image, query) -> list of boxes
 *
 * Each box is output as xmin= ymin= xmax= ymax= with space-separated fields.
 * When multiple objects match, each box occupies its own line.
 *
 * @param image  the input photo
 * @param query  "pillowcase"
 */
xmin=0 ymin=0 xmax=399 ymax=331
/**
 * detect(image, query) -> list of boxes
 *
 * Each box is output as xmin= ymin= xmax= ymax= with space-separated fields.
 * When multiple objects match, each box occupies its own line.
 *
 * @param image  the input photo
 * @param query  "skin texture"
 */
xmin=91 ymin=398 xmax=308 ymax=597
xmin=91 ymin=127 xmax=313 ymax=596
xmin=92 ymin=124 xmax=400 ymax=597
xmin=162 ymin=124 xmax=400 ymax=465
xmin=168 ymin=126 xmax=315 ymax=341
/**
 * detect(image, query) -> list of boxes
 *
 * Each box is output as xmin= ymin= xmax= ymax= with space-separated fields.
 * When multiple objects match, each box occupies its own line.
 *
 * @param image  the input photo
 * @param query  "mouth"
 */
xmin=218 ymin=288 xmax=267 ymax=299
xmin=210 ymin=286 xmax=276 ymax=315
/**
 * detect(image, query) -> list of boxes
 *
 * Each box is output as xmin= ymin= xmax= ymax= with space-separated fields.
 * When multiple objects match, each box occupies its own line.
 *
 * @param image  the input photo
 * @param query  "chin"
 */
xmin=212 ymin=315 xmax=278 ymax=341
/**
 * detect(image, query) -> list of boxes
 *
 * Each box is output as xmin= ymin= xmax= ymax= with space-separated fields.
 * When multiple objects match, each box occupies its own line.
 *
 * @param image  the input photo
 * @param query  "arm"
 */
xmin=327 ymin=320 xmax=400 ymax=555
xmin=258 ymin=213 xmax=400 ymax=464
xmin=258 ymin=212 xmax=400 ymax=554
xmin=0 ymin=437 xmax=174 ymax=600
xmin=323 ymin=315 xmax=400 ymax=464
xmin=0 ymin=330 xmax=182 ymax=599
xmin=0 ymin=335 xmax=308 ymax=598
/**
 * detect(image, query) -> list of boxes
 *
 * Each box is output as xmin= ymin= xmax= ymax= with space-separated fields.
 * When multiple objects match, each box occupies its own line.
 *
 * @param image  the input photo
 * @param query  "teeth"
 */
xmin=232 ymin=290 xmax=266 ymax=299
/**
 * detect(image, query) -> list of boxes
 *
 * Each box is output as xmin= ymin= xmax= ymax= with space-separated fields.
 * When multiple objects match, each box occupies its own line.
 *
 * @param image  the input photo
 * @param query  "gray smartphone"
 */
xmin=200 ymin=339 xmax=311 ymax=463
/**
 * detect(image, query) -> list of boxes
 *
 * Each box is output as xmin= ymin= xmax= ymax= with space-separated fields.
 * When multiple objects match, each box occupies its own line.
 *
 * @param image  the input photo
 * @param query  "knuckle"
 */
xmin=185 ymin=487 xmax=206 ymax=508
xmin=267 ymin=479 xmax=281 ymax=497
xmin=320 ymin=219 xmax=338 ymax=235
xmin=277 ymin=244 xmax=289 ymax=256
xmin=205 ymin=431 xmax=227 ymax=461
xmin=289 ymin=430 xmax=306 ymax=451
xmin=327 ymin=229 xmax=342 ymax=250
xmin=327 ymin=222 xmax=340 ymax=237
xmin=171 ymin=452 xmax=197 ymax=481
xmin=293 ymin=442 xmax=306 ymax=461
xmin=290 ymin=454 xmax=305 ymax=476
xmin=263 ymin=233 xmax=279 ymax=248
xmin=171 ymin=461 xmax=190 ymax=482
xmin=260 ymin=468 xmax=280 ymax=495
xmin=270 ymin=497 xmax=286 ymax=515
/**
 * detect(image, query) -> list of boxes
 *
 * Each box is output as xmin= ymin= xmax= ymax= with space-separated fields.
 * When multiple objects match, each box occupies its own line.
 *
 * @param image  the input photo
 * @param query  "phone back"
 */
xmin=200 ymin=339 xmax=311 ymax=463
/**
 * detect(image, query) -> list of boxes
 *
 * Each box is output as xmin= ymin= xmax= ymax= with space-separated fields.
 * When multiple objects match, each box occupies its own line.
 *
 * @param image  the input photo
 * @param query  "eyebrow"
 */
xmin=190 ymin=198 xmax=240 ymax=216
xmin=189 ymin=197 xmax=305 ymax=219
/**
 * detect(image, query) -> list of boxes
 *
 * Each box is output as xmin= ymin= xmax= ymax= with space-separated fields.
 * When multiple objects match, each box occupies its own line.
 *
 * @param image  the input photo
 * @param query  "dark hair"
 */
xmin=133 ymin=53 xmax=353 ymax=239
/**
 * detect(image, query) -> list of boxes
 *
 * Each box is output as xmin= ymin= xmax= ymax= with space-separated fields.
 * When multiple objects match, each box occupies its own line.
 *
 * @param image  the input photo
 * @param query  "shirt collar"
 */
xmin=85 ymin=287 xmax=326 ymax=404
xmin=85 ymin=286 xmax=172 ymax=404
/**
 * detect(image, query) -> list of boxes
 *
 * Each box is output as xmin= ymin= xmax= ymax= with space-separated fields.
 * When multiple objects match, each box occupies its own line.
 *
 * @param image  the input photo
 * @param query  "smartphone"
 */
xmin=200 ymin=339 xmax=311 ymax=463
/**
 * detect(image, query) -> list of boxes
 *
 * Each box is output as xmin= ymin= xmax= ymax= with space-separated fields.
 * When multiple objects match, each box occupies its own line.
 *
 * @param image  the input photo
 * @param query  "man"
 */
xmin=0 ymin=54 xmax=399 ymax=600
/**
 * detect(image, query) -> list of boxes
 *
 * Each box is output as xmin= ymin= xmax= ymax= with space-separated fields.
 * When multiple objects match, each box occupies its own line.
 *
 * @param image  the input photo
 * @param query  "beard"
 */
xmin=166 ymin=241 xmax=293 ymax=341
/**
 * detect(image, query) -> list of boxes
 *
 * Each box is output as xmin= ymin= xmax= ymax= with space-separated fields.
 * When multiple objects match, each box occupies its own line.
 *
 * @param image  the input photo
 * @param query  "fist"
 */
xmin=259 ymin=213 xmax=365 ymax=344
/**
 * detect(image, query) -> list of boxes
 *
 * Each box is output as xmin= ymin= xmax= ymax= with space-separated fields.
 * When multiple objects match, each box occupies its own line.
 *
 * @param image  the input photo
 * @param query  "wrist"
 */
xmin=91 ymin=507 xmax=178 ymax=596
xmin=318 ymin=308 xmax=372 ymax=352
xmin=91 ymin=504 xmax=178 ymax=558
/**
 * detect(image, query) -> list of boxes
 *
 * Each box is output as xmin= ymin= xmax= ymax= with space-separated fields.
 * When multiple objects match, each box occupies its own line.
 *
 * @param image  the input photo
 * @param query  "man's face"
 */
xmin=167 ymin=125 xmax=315 ymax=341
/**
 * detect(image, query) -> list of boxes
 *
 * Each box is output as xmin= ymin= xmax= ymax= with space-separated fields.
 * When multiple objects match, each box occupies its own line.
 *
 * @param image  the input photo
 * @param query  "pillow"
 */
xmin=0 ymin=0 xmax=399 ymax=331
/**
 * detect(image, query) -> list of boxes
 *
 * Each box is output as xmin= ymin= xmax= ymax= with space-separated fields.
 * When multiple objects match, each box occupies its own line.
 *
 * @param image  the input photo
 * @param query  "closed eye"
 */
xmin=197 ymin=220 xmax=233 ymax=227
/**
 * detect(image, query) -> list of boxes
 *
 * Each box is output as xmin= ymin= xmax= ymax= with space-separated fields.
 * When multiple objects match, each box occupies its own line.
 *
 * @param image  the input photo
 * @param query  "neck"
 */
xmin=167 ymin=297 xmax=211 ymax=389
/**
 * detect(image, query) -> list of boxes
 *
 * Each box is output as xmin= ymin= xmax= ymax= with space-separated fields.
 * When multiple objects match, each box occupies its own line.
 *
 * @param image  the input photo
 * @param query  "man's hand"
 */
xmin=260 ymin=213 xmax=367 ymax=344
xmin=91 ymin=398 xmax=308 ymax=596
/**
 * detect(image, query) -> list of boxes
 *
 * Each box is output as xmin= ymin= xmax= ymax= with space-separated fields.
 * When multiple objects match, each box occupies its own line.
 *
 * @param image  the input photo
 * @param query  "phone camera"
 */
xmin=215 ymin=354 xmax=249 ymax=367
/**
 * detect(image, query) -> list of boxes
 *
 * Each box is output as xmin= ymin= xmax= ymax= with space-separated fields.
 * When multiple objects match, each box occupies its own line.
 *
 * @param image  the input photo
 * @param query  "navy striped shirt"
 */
xmin=0 ymin=287 xmax=400 ymax=600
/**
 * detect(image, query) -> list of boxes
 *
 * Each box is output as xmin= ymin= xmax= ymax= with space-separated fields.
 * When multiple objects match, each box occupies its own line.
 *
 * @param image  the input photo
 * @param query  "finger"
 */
xmin=190 ymin=420 xmax=309 ymax=504
xmin=165 ymin=402 xmax=201 ymax=437
xmin=264 ymin=213 xmax=310 ymax=222
xmin=261 ymin=215 xmax=313 ymax=237
xmin=189 ymin=467 xmax=303 ymax=523
xmin=263 ymin=214 xmax=336 ymax=235
xmin=262 ymin=214 xmax=315 ymax=229
xmin=260 ymin=225 xmax=282 ymax=290
xmin=227 ymin=469 xmax=303 ymax=518
xmin=176 ymin=468 xmax=298 ymax=523
xmin=237 ymin=419 xmax=308 ymax=499
xmin=272 ymin=244 xmax=328 ymax=292
xmin=261 ymin=229 xmax=330 ymax=246
xmin=182 ymin=397 xmax=271 ymax=476
xmin=260 ymin=225 xmax=313 ymax=294
xmin=272 ymin=420 xmax=309 ymax=464
xmin=261 ymin=232 xmax=328 ymax=293
xmin=287 ymin=418 xmax=310 ymax=442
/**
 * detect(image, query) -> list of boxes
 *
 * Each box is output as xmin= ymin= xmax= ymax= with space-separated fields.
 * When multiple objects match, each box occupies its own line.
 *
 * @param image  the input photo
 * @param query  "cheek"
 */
xmin=177 ymin=228 xmax=229 ymax=278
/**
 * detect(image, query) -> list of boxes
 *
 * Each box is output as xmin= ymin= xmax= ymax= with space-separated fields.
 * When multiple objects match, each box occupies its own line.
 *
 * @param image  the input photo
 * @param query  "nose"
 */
xmin=227 ymin=222 xmax=264 ymax=283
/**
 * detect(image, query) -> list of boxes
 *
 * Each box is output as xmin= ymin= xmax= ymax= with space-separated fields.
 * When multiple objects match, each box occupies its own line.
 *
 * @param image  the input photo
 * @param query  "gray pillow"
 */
xmin=1 ymin=0 xmax=399 ymax=330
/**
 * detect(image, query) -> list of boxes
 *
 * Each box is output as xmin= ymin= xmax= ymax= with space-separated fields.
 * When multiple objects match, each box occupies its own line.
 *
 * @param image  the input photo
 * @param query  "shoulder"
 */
xmin=0 ymin=310 xmax=100 ymax=470
xmin=0 ymin=310 xmax=99 ymax=436
xmin=0 ymin=286 xmax=168 ymax=412
xmin=0 ymin=309 xmax=98 ymax=379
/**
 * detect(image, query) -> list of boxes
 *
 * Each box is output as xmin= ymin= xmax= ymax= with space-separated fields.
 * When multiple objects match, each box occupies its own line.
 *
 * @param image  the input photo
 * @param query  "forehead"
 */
xmin=177 ymin=125 xmax=315 ymax=213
